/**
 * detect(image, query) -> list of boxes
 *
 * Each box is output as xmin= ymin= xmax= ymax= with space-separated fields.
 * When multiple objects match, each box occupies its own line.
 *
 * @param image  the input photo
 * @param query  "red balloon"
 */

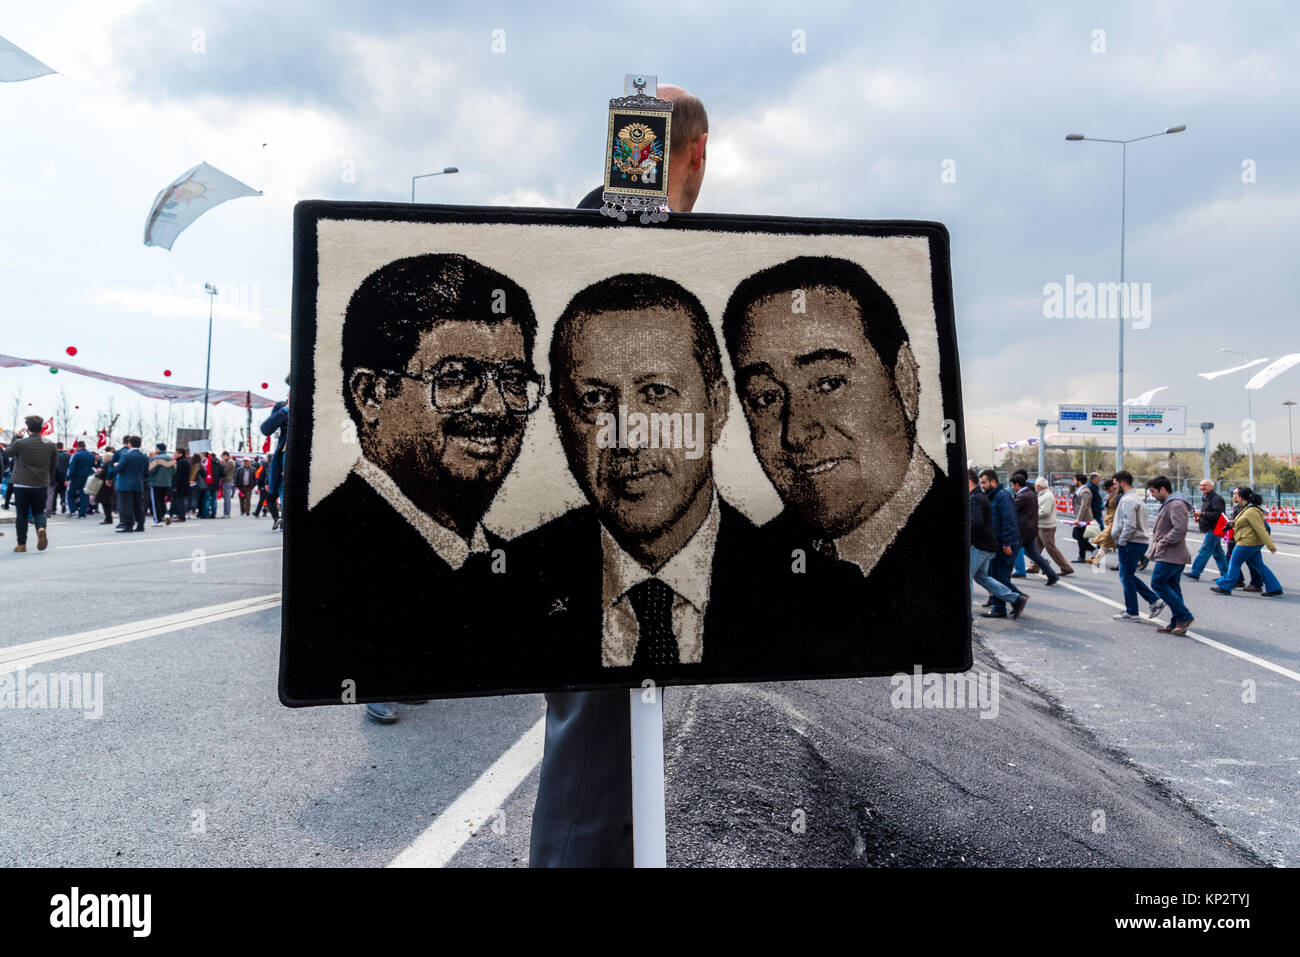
xmin=74 ymin=405 xmax=79 ymax=409
xmin=163 ymin=369 xmax=172 ymax=377
xmin=260 ymin=382 xmax=269 ymax=389
xmin=66 ymin=346 xmax=77 ymax=356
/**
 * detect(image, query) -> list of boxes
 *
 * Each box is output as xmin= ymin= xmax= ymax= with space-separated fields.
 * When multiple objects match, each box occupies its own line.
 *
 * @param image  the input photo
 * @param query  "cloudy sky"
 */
xmin=2 ymin=0 xmax=1297 ymax=461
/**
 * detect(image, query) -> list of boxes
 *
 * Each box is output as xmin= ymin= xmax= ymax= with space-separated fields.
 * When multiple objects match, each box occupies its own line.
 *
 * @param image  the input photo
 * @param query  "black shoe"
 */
xmin=982 ymin=597 xmax=995 ymax=607
xmin=1045 ymin=576 xmax=1059 ymax=586
xmin=1010 ymin=594 xmax=1029 ymax=619
xmin=1263 ymin=590 xmax=1284 ymax=597
xmin=981 ymin=608 xmax=1008 ymax=619
xmin=1210 ymin=586 xmax=1231 ymax=595
xmin=114 ymin=528 xmax=131 ymax=533
xmin=1183 ymin=573 xmax=1200 ymax=581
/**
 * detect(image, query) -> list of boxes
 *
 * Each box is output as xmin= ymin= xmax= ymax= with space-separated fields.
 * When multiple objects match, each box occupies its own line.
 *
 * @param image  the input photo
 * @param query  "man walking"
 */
xmin=1111 ymin=470 xmax=1165 ymax=622
xmin=1185 ymin=478 xmax=1228 ymax=581
xmin=1 ymin=415 xmax=57 ymax=552
xmin=1010 ymin=470 xmax=1059 ymax=585
xmin=1145 ymin=476 xmax=1194 ymax=635
xmin=1070 ymin=473 xmax=1095 ymax=561
xmin=978 ymin=469 xmax=1023 ymax=618
xmin=1035 ymin=476 xmax=1073 ymax=576
xmin=970 ymin=469 xmax=1027 ymax=617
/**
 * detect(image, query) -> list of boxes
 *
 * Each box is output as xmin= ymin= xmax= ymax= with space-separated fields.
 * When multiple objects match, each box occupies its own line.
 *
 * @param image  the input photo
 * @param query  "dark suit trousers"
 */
xmin=118 ymin=489 xmax=145 ymax=530
xmin=530 ymin=689 xmax=634 ymax=867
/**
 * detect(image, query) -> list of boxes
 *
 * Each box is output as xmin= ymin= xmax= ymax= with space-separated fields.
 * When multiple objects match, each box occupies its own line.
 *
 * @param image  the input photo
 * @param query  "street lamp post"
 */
xmin=1285 ymin=400 xmax=1297 ymax=469
xmin=1065 ymin=125 xmax=1186 ymax=470
xmin=410 ymin=166 xmax=459 ymax=202
xmin=202 ymin=282 xmax=218 ymax=433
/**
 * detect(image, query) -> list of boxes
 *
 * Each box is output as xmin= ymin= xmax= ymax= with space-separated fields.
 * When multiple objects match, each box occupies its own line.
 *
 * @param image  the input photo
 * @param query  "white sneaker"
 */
xmin=1147 ymin=600 xmax=1166 ymax=620
xmin=1113 ymin=612 xmax=1144 ymax=622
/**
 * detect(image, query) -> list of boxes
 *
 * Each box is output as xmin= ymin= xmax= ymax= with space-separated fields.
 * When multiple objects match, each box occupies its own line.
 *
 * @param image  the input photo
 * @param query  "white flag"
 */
xmin=0 ymin=35 xmax=54 ymax=82
xmin=143 ymin=162 xmax=263 ymax=250
xmin=1198 ymin=358 xmax=1268 ymax=380
xmin=1245 ymin=353 xmax=1300 ymax=391
xmin=1123 ymin=386 xmax=1168 ymax=406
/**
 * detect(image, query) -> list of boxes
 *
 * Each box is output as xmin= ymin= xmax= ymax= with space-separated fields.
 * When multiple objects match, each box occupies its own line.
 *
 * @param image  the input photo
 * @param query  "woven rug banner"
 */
xmin=280 ymin=203 xmax=969 ymax=706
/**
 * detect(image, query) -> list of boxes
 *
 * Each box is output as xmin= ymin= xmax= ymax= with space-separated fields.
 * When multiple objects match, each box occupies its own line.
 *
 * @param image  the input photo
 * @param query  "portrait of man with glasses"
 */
xmin=286 ymin=252 xmax=545 ymax=702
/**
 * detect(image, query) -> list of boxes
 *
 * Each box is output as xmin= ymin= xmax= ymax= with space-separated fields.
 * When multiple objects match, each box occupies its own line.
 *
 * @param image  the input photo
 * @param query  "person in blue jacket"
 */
xmin=260 ymin=382 xmax=289 ymax=531
xmin=112 ymin=436 xmax=150 ymax=532
xmin=67 ymin=440 xmax=95 ymax=518
xmin=979 ymin=469 xmax=1024 ymax=618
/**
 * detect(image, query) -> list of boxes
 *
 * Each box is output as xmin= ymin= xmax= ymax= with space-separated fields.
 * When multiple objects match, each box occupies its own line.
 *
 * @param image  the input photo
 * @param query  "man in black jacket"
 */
xmin=1185 ymin=478 xmax=1229 ymax=581
xmin=1010 ymin=470 xmax=1059 ymax=585
xmin=2 ymin=415 xmax=58 ymax=551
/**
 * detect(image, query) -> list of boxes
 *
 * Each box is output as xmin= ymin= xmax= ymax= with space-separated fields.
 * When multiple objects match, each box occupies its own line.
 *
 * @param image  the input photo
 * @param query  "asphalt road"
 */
xmin=1 ymin=510 xmax=1290 ymax=867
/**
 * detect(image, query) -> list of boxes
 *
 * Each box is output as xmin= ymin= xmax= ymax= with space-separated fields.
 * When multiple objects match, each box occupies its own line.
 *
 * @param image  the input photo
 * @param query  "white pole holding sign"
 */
xmin=630 ymin=685 xmax=667 ymax=868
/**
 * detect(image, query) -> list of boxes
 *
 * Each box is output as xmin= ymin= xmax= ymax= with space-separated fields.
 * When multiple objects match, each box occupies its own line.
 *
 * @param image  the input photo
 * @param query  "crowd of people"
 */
xmin=1 ymin=414 xmax=284 ymax=551
xmin=969 ymin=467 xmax=1285 ymax=636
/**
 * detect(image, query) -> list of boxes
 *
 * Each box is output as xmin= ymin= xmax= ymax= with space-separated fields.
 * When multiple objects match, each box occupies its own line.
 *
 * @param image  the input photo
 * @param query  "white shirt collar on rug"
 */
xmin=599 ymin=491 xmax=720 ymax=667
xmin=834 ymin=445 xmax=936 ymax=578
xmin=352 ymin=457 xmax=489 ymax=570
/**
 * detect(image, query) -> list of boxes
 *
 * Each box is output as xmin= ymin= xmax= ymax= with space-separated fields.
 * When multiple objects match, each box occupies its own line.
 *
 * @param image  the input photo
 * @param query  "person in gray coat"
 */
xmin=1145 ymin=476 xmax=1194 ymax=635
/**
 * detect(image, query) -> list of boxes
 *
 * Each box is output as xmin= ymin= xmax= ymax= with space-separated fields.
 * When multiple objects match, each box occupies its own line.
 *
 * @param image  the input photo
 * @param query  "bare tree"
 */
xmin=6 ymin=387 xmax=22 ymax=431
xmin=55 ymin=386 xmax=75 ymax=446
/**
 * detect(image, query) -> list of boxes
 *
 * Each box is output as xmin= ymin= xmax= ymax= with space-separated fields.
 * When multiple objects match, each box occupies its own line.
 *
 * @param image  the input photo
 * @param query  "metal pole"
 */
xmin=1201 ymin=423 xmax=1212 ymax=480
xmin=1247 ymin=389 xmax=1254 ymax=487
xmin=246 ymin=391 xmax=252 ymax=453
xmin=1117 ymin=142 xmax=1127 ymax=471
xmin=1037 ymin=420 xmax=1046 ymax=477
xmin=203 ymin=285 xmax=215 ymax=433
xmin=629 ymin=689 xmax=667 ymax=867
xmin=1285 ymin=401 xmax=1296 ymax=469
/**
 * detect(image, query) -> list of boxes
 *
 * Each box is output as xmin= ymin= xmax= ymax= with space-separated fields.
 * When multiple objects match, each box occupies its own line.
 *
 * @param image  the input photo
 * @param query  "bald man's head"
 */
xmin=657 ymin=84 xmax=708 ymax=212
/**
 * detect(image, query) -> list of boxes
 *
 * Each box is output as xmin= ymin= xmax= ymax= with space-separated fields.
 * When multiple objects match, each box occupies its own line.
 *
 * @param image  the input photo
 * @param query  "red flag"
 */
xmin=40 ymin=416 xmax=54 ymax=436
xmin=96 ymin=429 xmax=107 ymax=449
xmin=262 ymin=435 xmax=271 ymax=453
xmin=1213 ymin=513 xmax=1228 ymax=536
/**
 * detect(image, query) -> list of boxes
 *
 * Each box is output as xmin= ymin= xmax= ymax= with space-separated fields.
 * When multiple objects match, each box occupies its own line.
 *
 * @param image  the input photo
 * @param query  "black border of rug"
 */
xmin=282 ymin=202 xmax=969 ymax=706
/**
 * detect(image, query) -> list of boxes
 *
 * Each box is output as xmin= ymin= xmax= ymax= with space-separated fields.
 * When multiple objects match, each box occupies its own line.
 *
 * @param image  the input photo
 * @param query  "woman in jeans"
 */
xmin=1212 ymin=487 xmax=1284 ymax=597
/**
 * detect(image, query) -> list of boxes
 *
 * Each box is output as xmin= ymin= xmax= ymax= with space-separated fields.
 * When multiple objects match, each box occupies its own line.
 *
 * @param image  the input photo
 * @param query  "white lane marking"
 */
xmin=1053 ymin=578 xmax=1300 ymax=683
xmin=0 ymin=594 xmax=281 ymax=673
xmin=168 ymin=547 xmax=282 ymax=562
xmin=57 ymin=535 xmax=212 ymax=549
xmin=1273 ymin=550 xmax=1300 ymax=559
xmin=388 ymin=716 xmax=547 ymax=868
